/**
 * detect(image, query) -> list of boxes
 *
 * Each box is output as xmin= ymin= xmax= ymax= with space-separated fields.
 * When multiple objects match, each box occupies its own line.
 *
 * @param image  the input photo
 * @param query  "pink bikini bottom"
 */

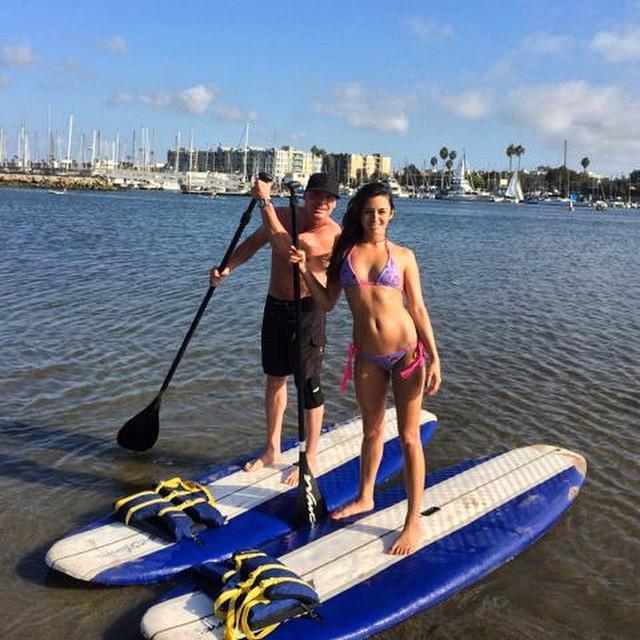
xmin=340 ymin=341 xmax=426 ymax=394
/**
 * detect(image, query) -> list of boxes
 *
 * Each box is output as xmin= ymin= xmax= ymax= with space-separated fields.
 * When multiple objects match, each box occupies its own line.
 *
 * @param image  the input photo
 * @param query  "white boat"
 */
xmin=139 ymin=179 xmax=163 ymax=190
xmin=47 ymin=188 xmax=68 ymax=195
xmin=161 ymin=178 xmax=181 ymax=192
xmin=539 ymin=197 xmax=572 ymax=206
xmin=421 ymin=186 xmax=438 ymax=199
xmin=383 ymin=177 xmax=410 ymax=199
xmin=609 ymin=199 xmax=630 ymax=209
xmin=439 ymin=154 xmax=494 ymax=202
xmin=182 ymin=185 xmax=216 ymax=197
xmin=503 ymin=170 xmax=524 ymax=203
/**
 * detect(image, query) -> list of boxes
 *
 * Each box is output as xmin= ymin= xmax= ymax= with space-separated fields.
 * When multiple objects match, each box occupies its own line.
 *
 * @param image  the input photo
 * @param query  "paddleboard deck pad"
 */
xmin=141 ymin=444 xmax=586 ymax=640
xmin=46 ymin=409 xmax=437 ymax=584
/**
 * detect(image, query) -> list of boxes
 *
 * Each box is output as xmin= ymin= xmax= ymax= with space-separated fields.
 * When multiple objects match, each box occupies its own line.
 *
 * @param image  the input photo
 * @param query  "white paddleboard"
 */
xmin=140 ymin=444 xmax=586 ymax=640
xmin=46 ymin=409 xmax=437 ymax=584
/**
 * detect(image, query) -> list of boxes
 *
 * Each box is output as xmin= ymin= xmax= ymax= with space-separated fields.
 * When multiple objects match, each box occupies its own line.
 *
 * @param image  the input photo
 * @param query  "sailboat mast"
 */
xmin=90 ymin=130 xmax=96 ymax=167
xmin=175 ymin=131 xmax=181 ymax=174
xmin=47 ymin=105 xmax=52 ymax=163
xmin=242 ymin=122 xmax=249 ymax=184
xmin=65 ymin=114 xmax=73 ymax=170
xmin=564 ymin=139 xmax=570 ymax=198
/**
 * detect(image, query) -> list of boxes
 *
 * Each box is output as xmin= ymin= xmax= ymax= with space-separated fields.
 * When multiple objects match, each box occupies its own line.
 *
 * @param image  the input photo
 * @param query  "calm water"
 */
xmin=1 ymin=188 xmax=638 ymax=639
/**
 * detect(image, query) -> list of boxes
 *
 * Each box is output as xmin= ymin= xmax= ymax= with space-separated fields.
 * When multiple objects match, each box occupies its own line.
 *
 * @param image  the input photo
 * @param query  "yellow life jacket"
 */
xmin=114 ymin=476 xmax=226 ymax=541
xmin=200 ymin=549 xmax=319 ymax=640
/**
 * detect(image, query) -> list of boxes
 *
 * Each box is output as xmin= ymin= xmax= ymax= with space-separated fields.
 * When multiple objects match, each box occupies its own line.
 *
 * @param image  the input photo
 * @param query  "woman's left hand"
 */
xmin=424 ymin=359 xmax=442 ymax=396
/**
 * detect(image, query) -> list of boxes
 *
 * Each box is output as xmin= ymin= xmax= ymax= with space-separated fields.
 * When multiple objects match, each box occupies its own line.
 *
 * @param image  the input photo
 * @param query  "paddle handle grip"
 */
xmin=158 ymin=172 xmax=272 ymax=396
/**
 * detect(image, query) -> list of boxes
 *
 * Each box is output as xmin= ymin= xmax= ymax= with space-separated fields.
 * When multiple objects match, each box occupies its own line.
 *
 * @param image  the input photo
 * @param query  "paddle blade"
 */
xmin=117 ymin=397 xmax=161 ymax=452
xmin=295 ymin=453 xmax=327 ymax=526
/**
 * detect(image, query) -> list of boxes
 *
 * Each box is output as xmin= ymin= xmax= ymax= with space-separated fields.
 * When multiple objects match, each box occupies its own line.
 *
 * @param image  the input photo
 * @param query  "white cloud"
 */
xmin=139 ymin=84 xmax=218 ymax=114
xmin=504 ymin=80 xmax=640 ymax=156
xmin=103 ymin=35 xmax=128 ymax=54
xmin=520 ymin=31 xmax=574 ymax=54
xmin=211 ymin=102 xmax=258 ymax=122
xmin=55 ymin=56 xmax=93 ymax=80
xmin=589 ymin=24 xmax=640 ymax=62
xmin=431 ymin=87 xmax=493 ymax=119
xmin=314 ymin=83 xmax=411 ymax=134
xmin=111 ymin=84 xmax=256 ymax=121
xmin=405 ymin=17 xmax=454 ymax=42
xmin=1 ymin=42 xmax=37 ymax=67
xmin=107 ymin=92 xmax=133 ymax=106
xmin=486 ymin=59 xmax=514 ymax=81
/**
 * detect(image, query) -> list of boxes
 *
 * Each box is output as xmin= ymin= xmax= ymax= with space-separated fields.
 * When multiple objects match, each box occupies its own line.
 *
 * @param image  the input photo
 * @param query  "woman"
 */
xmin=275 ymin=181 xmax=441 ymax=555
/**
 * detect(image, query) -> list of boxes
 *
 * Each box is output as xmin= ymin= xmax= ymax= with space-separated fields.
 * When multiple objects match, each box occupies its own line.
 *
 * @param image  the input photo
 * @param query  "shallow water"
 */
xmin=1 ymin=188 xmax=638 ymax=639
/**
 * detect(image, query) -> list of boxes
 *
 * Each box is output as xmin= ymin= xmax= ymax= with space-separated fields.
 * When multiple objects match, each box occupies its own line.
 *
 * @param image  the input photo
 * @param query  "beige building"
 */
xmin=272 ymin=146 xmax=323 ymax=182
xmin=326 ymin=153 xmax=392 ymax=185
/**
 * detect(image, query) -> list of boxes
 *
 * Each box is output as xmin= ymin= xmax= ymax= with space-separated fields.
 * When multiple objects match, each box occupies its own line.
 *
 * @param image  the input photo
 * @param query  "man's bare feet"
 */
xmin=389 ymin=517 xmax=422 ymax=555
xmin=283 ymin=454 xmax=319 ymax=487
xmin=243 ymin=452 xmax=281 ymax=472
xmin=330 ymin=496 xmax=375 ymax=520
xmin=283 ymin=465 xmax=299 ymax=486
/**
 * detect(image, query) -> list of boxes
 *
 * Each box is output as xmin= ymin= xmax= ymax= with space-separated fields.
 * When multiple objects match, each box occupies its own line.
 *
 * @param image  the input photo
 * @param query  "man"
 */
xmin=210 ymin=173 xmax=341 ymax=485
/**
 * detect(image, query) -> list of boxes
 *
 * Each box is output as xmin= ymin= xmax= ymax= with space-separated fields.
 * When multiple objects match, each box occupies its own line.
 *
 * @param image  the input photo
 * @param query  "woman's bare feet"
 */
xmin=389 ymin=517 xmax=422 ymax=555
xmin=331 ymin=496 xmax=375 ymax=520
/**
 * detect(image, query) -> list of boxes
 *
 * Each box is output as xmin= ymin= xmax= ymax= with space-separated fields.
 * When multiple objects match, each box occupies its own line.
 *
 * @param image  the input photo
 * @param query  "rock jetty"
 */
xmin=0 ymin=172 xmax=116 ymax=191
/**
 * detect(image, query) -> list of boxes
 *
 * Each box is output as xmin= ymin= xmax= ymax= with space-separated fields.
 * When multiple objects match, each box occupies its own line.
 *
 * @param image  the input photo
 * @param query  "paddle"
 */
xmin=285 ymin=180 xmax=328 ymax=525
xmin=117 ymin=172 xmax=273 ymax=452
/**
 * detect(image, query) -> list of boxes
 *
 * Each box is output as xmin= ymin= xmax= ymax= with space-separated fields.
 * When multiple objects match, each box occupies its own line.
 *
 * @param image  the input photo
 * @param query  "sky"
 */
xmin=1 ymin=0 xmax=640 ymax=175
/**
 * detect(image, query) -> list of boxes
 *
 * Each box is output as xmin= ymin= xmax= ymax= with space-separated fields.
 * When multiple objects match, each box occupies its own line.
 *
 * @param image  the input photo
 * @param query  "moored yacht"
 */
xmin=439 ymin=154 xmax=492 ymax=201
xmin=383 ymin=177 xmax=411 ymax=198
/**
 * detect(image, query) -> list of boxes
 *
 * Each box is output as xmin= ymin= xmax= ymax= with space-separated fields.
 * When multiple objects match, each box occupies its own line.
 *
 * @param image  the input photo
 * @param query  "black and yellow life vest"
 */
xmin=114 ymin=476 xmax=226 ymax=542
xmin=196 ymin=549 xmax=319 ymax=640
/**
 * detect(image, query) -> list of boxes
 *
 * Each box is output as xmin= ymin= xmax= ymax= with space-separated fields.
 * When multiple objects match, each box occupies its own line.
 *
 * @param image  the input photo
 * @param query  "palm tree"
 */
xmin=445 ymin=158 xmax=454 ymax=187
xmin=449 ymin=150 xmax=458 ymax=184
xmin=514 ymin=145 xmax=525 ymax=171
xmin=506 ymin=144 xmax=516 ymax=172
xmin=581 ymin=157 xmax=590 ymax=173
xmin=439 ymin=147 xmax=449 ymax=190
xmin=430 ymin=156 xmax=438 ymax=187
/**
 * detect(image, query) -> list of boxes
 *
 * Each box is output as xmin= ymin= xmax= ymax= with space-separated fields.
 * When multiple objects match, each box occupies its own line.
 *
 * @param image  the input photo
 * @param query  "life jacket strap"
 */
xmin=113 ymin=476 xmax=224 ymax=540
xmin=157 ymin=497 xmax=208 ymax=517
xmin=113 ymin=490 xmax=158 ymax=511
xmin=213 ymin=550 xmax=319 ymax=640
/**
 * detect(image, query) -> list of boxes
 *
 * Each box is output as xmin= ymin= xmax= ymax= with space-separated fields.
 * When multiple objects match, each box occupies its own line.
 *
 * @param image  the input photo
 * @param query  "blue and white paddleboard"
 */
xmin=46 ymin=409 xmax=437 ymax=585
xmin=140 ymin=444 xmax=586 ymax=640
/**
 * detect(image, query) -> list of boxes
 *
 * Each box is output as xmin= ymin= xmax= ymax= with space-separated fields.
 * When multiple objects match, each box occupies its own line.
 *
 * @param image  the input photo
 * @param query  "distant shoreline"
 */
xmin=0 ymin=172 xmax=115 ymax=191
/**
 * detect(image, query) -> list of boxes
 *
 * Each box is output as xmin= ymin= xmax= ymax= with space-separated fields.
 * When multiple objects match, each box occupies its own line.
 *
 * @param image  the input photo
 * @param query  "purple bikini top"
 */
xmin=339 ymin=240 xmax=402 ymax=290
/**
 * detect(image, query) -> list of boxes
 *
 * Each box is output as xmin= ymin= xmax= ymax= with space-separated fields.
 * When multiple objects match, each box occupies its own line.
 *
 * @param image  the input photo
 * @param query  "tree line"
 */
xmin=397 ymin=144 xmax=638 ymax=200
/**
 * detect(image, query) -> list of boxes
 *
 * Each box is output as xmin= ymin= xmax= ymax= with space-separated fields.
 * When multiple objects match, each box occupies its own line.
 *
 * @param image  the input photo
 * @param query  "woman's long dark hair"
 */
xmin=327 ymin=182 xmax=395 ymax=282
